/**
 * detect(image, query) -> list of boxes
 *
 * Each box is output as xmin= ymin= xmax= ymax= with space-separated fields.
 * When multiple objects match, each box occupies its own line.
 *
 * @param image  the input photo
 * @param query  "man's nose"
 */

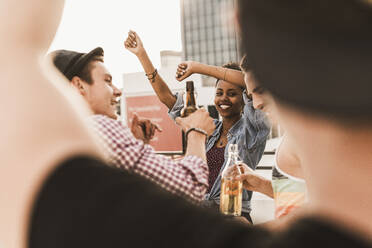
xmin=253 ymin=98 xmax=264 ymax=110
xmin=113 ymin=86 xmax=122 ymax=97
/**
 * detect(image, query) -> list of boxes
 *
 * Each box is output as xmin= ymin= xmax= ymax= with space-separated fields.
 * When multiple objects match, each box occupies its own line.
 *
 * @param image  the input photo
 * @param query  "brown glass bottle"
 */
xmin=181 ymin=81 xmax=198 ymax=117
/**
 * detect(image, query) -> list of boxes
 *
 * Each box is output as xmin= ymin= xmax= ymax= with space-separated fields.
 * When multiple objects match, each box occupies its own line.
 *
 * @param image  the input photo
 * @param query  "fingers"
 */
xmin=148 ymin=122 xmax=162 ymax=139
xmin=131 ymin=113 xmax=139 ymax=129
xmin=175 ymin=117 xmax=189 ymax=132
xmin=149 ymin=125 xmax=155 ymax=139
xmin=137 ymin=119 xmax=151 ymax=140
xmin=175 ymin=117 xmax=183 ymax=126
xmin=125 ymin=38 xmax=137 ymax=48
xmin=129 ymin=30 xmax=136 ymax=39
xmin=175 ymin=109 xmax=215 ymax=135
xmin=134 ymin=116 xmax=162 ymax=141
xmin=176 ymin=69 xmax=185 ymax=78
xmin=124 ymin=38 xmax=136 ymax=49
xmin=154 ymin=123 xmax=162 ymax=132
xmin=238 ymin=163 xmax=253 ymax=174
xmin=235 ymin=174 xmax=249 ymax=182
xmin=147 ymin=122 xmax=162 ymax=139
xmin=178 ymin=63 xmax=187 ymax=69
xmin=175 ymin=63 xmax=188 ymax=80
xmin=124 ymin=30 xmax=138 ymax=48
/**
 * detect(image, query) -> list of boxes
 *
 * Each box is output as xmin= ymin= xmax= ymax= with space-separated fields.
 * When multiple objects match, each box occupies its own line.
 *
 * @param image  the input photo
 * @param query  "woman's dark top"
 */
xmin=28 ymin=156 xmax=372 ymax=248
xmin=206 ymin=146 xmax=225 ymax=193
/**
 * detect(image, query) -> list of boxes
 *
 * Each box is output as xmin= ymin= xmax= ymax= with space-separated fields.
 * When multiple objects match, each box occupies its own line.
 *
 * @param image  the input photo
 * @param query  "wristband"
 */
xmin=185 ymin=127 xmax=208 ymax=140
xmin=146 ymin=69 xmax=158 ymax=83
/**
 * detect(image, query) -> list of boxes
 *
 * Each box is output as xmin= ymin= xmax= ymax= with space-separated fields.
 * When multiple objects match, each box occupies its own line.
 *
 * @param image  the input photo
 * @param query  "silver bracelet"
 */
xmin=185 ymin=127 xmax=208 ymax=140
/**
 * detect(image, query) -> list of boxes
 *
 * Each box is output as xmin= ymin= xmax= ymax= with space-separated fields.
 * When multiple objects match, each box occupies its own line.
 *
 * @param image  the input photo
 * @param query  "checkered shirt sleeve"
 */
xmin=88 ymin=115 xmax=209 ymax=203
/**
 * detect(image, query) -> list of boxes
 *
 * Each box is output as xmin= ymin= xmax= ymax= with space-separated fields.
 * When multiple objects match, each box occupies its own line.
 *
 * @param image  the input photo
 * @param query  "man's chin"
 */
xmin=110 ymin=114 xmax=118 ymax=120
xmin=105 ymin=111 xmax=118 ymax=120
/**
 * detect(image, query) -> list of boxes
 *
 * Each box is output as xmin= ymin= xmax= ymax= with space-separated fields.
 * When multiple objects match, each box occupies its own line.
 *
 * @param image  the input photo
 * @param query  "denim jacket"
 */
xmin=169 ymin=92 xmax=270 ymax=213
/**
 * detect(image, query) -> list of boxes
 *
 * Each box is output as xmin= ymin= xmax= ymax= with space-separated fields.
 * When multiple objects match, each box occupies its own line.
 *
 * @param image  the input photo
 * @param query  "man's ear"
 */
xmin=70 ymin=76 xmax=87 ymax=96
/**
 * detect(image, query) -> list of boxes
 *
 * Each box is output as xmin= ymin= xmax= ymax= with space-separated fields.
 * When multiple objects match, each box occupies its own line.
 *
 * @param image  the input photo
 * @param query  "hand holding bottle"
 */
xmin=175 ymin=108 xmax=215 ymax=137
xmin=233 ymin=163 xmax=274 ymax=198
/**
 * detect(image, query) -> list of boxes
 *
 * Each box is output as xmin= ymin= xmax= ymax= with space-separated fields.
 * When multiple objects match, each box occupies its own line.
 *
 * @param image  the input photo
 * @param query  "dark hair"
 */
xmin=76 ymin=56 xmax=104 ymax=84
xmin=222 ymin=62 xmax=241 ymax=71
xmin=236 ymin=0 xmax=372 ymax=124
xmin=240 ymin=55 xmax=252 ymax=73
xmin=215 ymin=62 xmax=244 ymax=91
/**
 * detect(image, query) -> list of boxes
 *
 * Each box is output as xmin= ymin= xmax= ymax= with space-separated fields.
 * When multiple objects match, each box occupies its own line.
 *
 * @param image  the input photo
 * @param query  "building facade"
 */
xmin=180 ymin=0 xmax=240 ymax=80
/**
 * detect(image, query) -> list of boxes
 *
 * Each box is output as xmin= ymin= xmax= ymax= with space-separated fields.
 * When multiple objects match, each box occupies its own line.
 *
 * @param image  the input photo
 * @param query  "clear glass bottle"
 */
xmin=220 ymin=144 xmax=243 ymax=216
xmin=181 ymin=81 xmax=198 ymax=117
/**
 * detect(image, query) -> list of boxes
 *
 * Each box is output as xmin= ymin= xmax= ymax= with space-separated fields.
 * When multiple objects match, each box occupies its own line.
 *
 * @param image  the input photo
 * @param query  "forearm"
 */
xmin=185 ymin=131 xmax=207 ymax=162
xmin=257 ymin=177 xmax=274 ymax=198
xmin=133 ymin=146 xmax=209 ymax=203
xmin=194 ymin=62 xmax=245 ymax=88
xmin=136 ymin=50 xmax=176 ymax=109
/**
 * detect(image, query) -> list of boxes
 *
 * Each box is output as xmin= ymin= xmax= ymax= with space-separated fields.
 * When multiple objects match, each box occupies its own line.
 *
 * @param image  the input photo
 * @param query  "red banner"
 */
xmin=125 ymin=94 xmax=183 ymax=153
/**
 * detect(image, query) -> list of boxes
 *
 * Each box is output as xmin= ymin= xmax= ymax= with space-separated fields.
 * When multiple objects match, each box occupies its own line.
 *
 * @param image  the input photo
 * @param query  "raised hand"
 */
xmin=124 ymin=30 xmax=145 ymax=56
xmin=175 ymin=61 xmax=196 ymax=81
xmin=131 ymin=113 xmax=162 ymax=144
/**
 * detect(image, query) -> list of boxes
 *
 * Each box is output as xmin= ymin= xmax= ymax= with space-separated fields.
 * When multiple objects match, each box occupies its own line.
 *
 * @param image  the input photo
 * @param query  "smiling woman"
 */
xmin=171 ymin=62 xmax=270 ymax=223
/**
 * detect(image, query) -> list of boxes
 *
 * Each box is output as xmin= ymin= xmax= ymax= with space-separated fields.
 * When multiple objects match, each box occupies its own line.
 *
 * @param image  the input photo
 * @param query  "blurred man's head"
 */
xmin=50 ymin=47 xmax=122 ymax=119
xmin=240 ymin=55 xmax=267 ymax=112
xmin=1 ymin=0 xmax=65 ymax=53
xmin=237 ymin=0 xmax=372 ymax=127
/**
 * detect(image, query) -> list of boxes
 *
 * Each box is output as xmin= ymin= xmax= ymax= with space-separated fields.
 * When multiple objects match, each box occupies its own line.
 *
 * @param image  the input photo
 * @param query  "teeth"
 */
xmin=220 ymin=105 xmax=230 ymax=109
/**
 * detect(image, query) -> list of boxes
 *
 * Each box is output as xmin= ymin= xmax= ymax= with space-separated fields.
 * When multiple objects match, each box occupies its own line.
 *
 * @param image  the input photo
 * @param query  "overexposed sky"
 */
xmin=50 ymin=0 xmax=182 ymax=88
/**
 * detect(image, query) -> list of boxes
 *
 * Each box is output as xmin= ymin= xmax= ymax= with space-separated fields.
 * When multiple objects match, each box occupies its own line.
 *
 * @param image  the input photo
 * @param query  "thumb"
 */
xmin=175 ymin=117 xmax=183 ymax=125
xmin=154 ymin=123 xmax=162 ymax=132
xmin=235 ymin=174 xmax=245 ymax=181
xmin=175 ymin=117 xmax=187 ymax=130
xmin=131 ymin=113 xmax=139 ymax=127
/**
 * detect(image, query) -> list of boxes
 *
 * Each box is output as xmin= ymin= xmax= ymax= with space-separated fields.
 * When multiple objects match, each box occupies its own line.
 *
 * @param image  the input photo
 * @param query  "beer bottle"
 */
xmin=181 ymin=81 xmax=198 ymax=117
xmin=220 ymin=144 xmax=243 ymax=216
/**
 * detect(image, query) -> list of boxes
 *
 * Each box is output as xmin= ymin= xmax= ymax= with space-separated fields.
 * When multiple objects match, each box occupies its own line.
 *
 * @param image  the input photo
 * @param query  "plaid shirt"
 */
xmin=88 ymin=114 xmax=209 ymax=203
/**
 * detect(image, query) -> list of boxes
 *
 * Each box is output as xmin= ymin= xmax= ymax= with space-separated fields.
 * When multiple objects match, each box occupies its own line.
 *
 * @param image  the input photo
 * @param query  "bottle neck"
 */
xmin=228 ymin=152 xmax=239 ymax=163
xmin=185 ymin=90 xmax=196 ymax=107
xmin=222 ymin=152 xmax=239 ymax=176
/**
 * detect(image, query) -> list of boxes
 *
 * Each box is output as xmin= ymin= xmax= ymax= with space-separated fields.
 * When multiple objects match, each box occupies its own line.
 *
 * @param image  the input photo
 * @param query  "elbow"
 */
xmin=159 ymin=96 xmax=176 ymax=110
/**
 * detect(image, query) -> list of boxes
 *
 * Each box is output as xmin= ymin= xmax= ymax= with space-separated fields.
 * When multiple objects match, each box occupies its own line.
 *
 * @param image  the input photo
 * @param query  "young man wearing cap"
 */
xmin=50 ymin=48 xmax=215 ymax=203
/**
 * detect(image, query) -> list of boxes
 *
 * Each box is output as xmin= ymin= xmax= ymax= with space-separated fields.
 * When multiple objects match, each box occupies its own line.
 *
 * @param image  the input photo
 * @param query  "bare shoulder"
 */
xmin=276 ymin=136 xmax=303 ymax=179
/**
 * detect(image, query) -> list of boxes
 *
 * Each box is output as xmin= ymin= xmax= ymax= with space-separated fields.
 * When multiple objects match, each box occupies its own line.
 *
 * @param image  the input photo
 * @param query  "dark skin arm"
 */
xmin=124 ymin=30 xmax=176 ymax=109
xmin=176 ymin=61 xmax=246 ymax=89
